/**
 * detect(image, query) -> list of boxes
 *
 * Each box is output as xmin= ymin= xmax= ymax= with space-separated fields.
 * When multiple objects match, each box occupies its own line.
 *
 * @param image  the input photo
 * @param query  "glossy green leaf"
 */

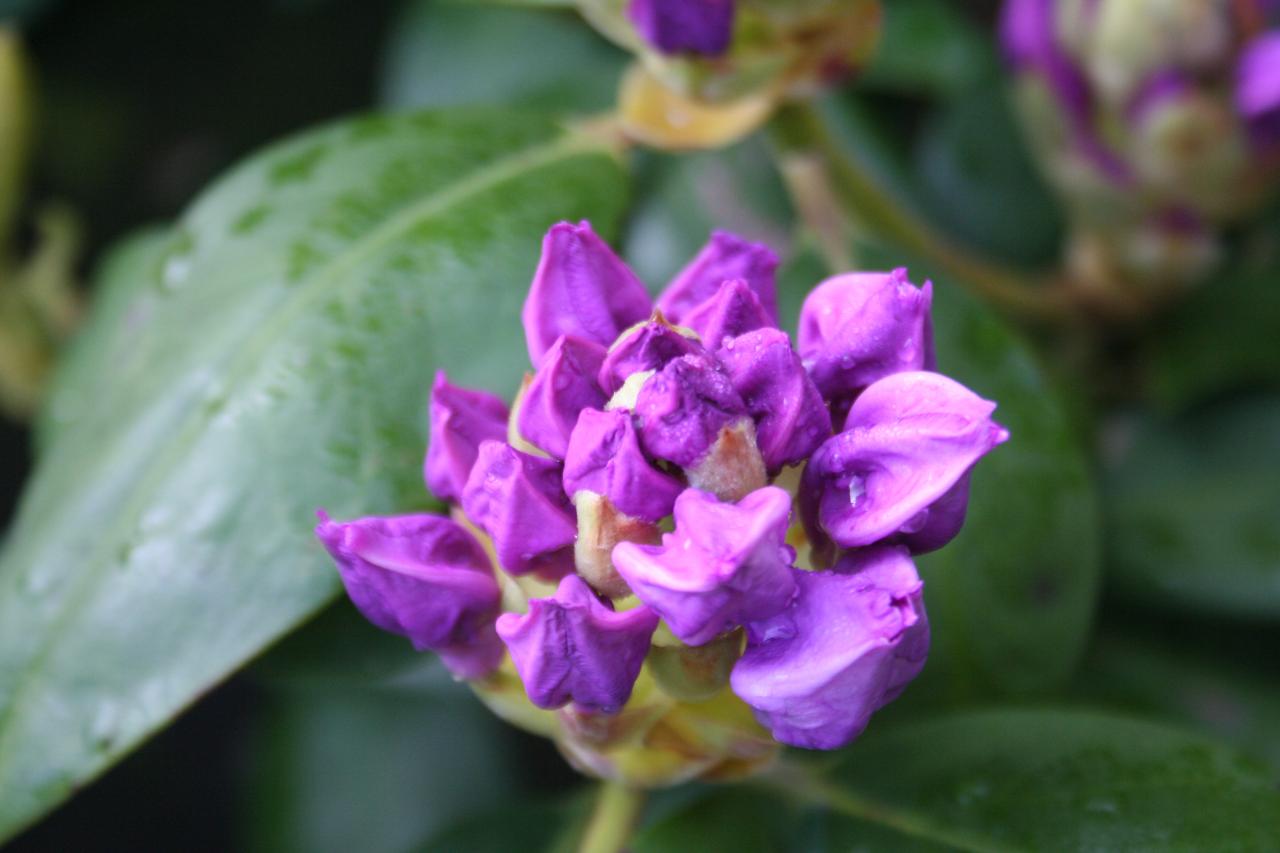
xmin=34 ymin=226 xmax=170 ymax=454
xmin=243 ymin=667 xmax=522 ymax=853
xmin=0 ymin=108 xmax=629 ymax=841
xmin=1145 ymin=261 xmax=1280 ymax=409
xmin=859 ymin=0 xmax=997 ymax=98
xmin=913 ymin=88 xmax=1065 ymax=267
xmin=636 ymin=710 xmax=1280 ymax=851
xmin=1104 ymin=395 xmax=1280 ymax=620
xmin=1076 ymin=627 xmax=1280 ymax=776
xmin=380 ymin=0 xmax=624 ymax=114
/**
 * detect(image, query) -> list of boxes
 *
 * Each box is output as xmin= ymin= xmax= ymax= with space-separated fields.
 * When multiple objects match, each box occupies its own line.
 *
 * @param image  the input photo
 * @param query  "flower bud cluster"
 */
xmin=1001 ymin=0 xmax=1280 ymax=297
xmin=576 ymin=0 xmax=883 ymax=148
xmin=316 ymin=221 xmax=1006 ymax=783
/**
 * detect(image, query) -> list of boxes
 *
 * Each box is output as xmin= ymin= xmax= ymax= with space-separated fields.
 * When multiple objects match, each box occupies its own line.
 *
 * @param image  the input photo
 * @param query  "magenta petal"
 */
xmin=597 ymin=318 xmax=702 ymax=396
xmin=716 ymin=327 xmax=832 ymax=473
xmin=461 ymin=440 xmax=577 ymax=576
xmin=315 ymin=511 xmax=502 ymax=679
xmin=796 ymin=269 xmax=934 ymax=401
xmin=563 ymin=408 xmax=685 ymax=522
xmin=626 ymin=0 xmax=736 ymax=57
xmin=681 ymin=279 xmax=777 ymax=351
xmin=802 ymin=372 xmax=1008 ymax=552
xmin=496 ymin=574 xmax=659 ymax=713
xmin=611 ymin=487 xmax=797 ymax=646
xmin=425 ymin=371 xmax=509 ymax=504
xmin=634 ymin=353 xmax=748 ymax=468
xmin=730 ymin=547 xmax=928 ymax=750
xmin=655 ymin=231 xmax=779 ymax=325
xmin=522 ymin=221 xmax=653 ymax=364
xmin=518 ymin=335 xmax=608 ymax=459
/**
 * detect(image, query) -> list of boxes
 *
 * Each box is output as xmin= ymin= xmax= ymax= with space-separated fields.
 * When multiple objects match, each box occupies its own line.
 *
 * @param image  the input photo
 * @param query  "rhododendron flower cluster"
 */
xmin=316 ymin=221 xmax=1006 ymax=782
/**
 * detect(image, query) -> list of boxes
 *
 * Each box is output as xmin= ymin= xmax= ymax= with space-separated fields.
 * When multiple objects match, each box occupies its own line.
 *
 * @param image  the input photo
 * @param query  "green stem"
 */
xmin=767 ymin=100 xmax=1076 ymax=325
xmin=577 ymin=780 xmax=647 ymax=853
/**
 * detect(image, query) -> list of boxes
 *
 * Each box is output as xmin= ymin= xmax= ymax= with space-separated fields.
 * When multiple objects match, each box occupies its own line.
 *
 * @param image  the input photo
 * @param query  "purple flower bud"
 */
xmin=425 ymin=371 xmax=510 ymax=504
xmin=461 ymin=440 xmax=577 ymax=577
xmin=626 ymin=0 xmax=736 ymax=58
xmin=611 ymin=487 xmax=797 ymax=646
xmin=716 ymin=327 xmax=832 ymax=474
xmin=496 ymin=574 xmax=659 ymax=713
xmin=597 ymin=316 xmax=702 ymax=396
xmin=796 ymin=269 xmax=934 ymax=401
xmin=801 ymin=372 xmax=1008 ymax=553
xmin=1000 ymin=0 xmax=1091 ymax=121
xmin=680 ymin=278 xmax=777 ymax=351
xmin=517 ymin=335 xmax=608 ymax=459
xmin=522 ymin=221 xmax=652 ymax=365
xmin=563 ymin=408 xmax=684 ymax=523
xmin=730 ymin=546 xmax=928 ymax=750
xmin=634 ymin=353 xmax=749 ymax=468
xmin=655 ymin=231 xmax=779 ymax=326
xmin=1237 ymin=32 xmax=1280 ymax=152
xmin=315 ymin=511 xmax=503 ymax=679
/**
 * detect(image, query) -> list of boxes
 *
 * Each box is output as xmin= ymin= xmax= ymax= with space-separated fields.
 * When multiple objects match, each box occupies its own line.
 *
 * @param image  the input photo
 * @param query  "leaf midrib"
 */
xmin=0 ymin=127 xmax=603 ymax=786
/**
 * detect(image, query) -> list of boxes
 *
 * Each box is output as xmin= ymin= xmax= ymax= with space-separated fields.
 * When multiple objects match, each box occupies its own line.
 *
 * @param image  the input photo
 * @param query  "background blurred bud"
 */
xmin=1002 ymin=0 xmax=1280 ymax=302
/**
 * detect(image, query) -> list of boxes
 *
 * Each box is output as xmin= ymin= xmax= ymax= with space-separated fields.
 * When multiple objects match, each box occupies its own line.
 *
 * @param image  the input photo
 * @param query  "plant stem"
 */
xmin=578 ymin=780 xmax=647 ymax=853
xmin=766 ymin=100 xmax=1077 ymax=325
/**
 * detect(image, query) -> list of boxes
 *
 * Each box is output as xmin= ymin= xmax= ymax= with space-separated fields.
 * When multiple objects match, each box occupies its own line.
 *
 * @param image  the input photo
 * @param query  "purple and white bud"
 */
xmin=597 ymin=315 xmax=702 ymax=396
xmin=634 ymin=353 xmax=750 ymax=469
xmin=563 ymin=407 xmax=684 ymax=523
xmin=522 ymin=221 xmax=652 ymax=364
xmin=611 ymin=486 xmax=797 ymax=646
xmin=425 ymin=371 xmax=509 ymax=503
xmin=655 ymin=231 xmax=779 ymax=325
xmin=496 ymin=574 xmax=659 ymax=713
xmin=461 ymin=440 xmax=577 ymax=577
xmin=730 ymin=546 xmax=928 ymax=749
xmin=517 ymin=335 xmax=608 ymax=459
xmin=315 ymin=511 xmax=503 ymax=679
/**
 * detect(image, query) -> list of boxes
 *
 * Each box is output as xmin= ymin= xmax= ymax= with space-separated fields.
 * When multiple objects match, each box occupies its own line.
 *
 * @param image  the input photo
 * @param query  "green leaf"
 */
xmin=380 ymin=0 xmax=624 ymax=113
xmin=913 ymin=89 xmax=1065 ymax=267
xmin=412 ymin=796 xmax=591 ymax=853
xmin=1075 ymin=627 xmax=1280 ymax=777
xmin=1145 ymin=262 xmax=1280 ymax=409
xmin=636 ymin=710 xmax=1280 ymax=851
xmin=0 ymin=108 xmax=628 ymax=841
xmin=859 ymin=0 xmax=997 ymax=98
xmin=1103 ymin=395 xmax=1280 ymax=620
xmin=34 ymin=226 xmax=170 ymax=454
xmin=242 ymin=671 xmax=523 ymax=853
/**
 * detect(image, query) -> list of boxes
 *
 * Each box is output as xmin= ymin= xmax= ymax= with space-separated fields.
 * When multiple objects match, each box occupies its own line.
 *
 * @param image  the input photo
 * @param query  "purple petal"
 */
xmin=681 ymin=278 xmax=777 ymax=351
xmin=634 ymin=353 xmax=748 ymax=468
xmin=1238 ymin=32 xmax=1280 ymax=153
xmin=716 ymin=327 xmax=832 ymax=473
xmin=522 ymin=221 xmax=652 ymax=365
xmin=626 ymin=0 xmax=736 ymax=57
xmin=611 ymin=487 xmax=797 ymax=646
xmin=315 ymin=511 xmax=502 ymax=679
xmin=563 ymin=408 xmax=685 ymax=522
xmin=517 ymin=335 xmax=608 ymax=459
xmin=796 ymin=269 xmax=934 ymax=401
xmin=730 ymin=546 xmax=928 ymax=750
xmin=801 ymin=372 xmax=1008 ymax=552
xmin=597 ymin=316 xmax=702 ymax=396
xmin=496 ymin=574 xmax=659 ymax=713
xmin=655 ymin=231 xmax=779 ymax=325
xmin=424 ymin=371 xmax=509 ymax=504
xmin=461 ymin=440 xmax=577 ymax=577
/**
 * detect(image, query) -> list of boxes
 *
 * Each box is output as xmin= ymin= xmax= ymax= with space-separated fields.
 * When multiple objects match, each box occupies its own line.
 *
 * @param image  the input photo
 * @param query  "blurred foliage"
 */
xmin=1 ymin=0 xmax=1278 ymax=850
